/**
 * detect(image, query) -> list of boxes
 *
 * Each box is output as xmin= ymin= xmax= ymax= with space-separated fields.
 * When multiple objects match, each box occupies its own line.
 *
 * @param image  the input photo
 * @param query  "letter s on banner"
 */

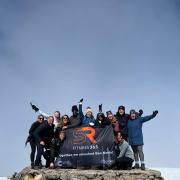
xmin=73 ymin=127 xmax=97 ymax=144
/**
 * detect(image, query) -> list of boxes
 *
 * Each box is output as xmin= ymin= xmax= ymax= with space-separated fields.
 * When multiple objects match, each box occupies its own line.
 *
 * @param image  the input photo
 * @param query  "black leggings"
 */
xmin=30 ymin=140 xmax=36 ymax=164
xmin=116 ymin=157 xmax=134 ymax=170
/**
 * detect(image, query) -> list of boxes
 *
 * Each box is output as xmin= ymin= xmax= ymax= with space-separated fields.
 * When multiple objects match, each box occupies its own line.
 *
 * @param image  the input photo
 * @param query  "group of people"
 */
xmin=26 ymin=99 xmax=158 ymax=170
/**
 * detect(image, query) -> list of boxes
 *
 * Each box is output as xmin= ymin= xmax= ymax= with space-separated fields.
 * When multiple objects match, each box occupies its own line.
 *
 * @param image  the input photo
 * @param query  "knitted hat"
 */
xmin=106 ymin=110 xmax=113 ymax=116
xmin=130 ymin=109 xmax=136 ymax=114
xmin=118 ymin=106 xmax=125 ymax=111
xmin=86 ymin=107 xmax=92 ymax=114
xmin=72 ymin=105 xmax=78 ymax=112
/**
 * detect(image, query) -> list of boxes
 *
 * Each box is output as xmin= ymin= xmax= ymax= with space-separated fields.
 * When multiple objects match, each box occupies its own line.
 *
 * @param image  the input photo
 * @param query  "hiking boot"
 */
xmin=133 ymin=163 xmax=140 ymax=169
xmin=31 ymin=163 xmax=35 ymax=169
xmin=141 ymin=163 xmax=145 ymax=170
xmin=34 ymin=165 xmax=42 ymax=170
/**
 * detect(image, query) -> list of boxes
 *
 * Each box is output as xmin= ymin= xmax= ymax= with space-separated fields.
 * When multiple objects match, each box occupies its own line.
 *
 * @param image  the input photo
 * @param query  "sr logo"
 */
xmin=73 ymin=127 xmax=97 ymax=144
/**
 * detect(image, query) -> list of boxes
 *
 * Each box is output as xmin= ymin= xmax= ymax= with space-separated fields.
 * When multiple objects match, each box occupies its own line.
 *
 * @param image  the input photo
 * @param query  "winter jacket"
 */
xmin=79 ymin=104 xmax=95 ymax=125
xmin=68 ymin=114 xmax=82 ymax=129
xmin=95 ymin=118 xmax=111 ymax=128
xmin=50 ymin=138 xmax=64 ymax=163
xmin=26 ymin=121 xmax=41 ymax=144
xmin=128 ymin=114 xmax=155 ymax=145
xmin=33 ymin=121 xmax=55 ymax=147
xmin=115 ymin=113 xmax=129 ymax=135
xmin=116 ymin=140 xmax=134 ymax=160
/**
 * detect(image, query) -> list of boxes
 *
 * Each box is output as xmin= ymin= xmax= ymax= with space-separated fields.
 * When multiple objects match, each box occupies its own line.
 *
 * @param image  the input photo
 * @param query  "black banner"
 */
xmin=55 ymin=125 xmax=116 ymax=168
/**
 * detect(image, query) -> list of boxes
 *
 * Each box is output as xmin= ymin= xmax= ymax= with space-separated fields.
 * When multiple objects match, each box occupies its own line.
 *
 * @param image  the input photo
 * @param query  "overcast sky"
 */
xmin=0 ymin=0 xmax=180 ymax=176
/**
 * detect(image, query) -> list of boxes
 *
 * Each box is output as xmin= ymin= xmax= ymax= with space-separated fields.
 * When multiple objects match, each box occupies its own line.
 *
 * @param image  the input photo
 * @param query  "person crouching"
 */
xmin=43 ymin=131 xmax=66 ymax=169
xmin=115 ymin=132 xmax=134 ymax=170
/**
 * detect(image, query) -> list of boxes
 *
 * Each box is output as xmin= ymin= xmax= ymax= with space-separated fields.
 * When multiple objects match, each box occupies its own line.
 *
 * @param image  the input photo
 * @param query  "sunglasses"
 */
xmin=39 ymin=118 xmax=44 ymax=120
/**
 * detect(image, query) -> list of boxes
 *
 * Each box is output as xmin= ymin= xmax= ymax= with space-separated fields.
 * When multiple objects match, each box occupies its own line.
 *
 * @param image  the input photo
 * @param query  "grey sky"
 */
xmin=0 ymin=0 xmax=180 ymax=176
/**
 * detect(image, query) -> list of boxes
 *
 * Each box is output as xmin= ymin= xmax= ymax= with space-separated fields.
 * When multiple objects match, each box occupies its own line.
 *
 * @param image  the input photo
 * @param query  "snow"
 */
xmin=152 ymin=168 xmax=180 ymax=180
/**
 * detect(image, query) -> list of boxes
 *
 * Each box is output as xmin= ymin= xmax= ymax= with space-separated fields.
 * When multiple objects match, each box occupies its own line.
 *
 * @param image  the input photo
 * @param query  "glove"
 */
xmin=99 ymin=104 xmax=102 ymax=112
xmin=79 ymin=98 xmax=83 ymax=103
xmin=30 ymin=102 xmax=39 ymax=112
xmin=152 ymin=110 xmax=158 ymax=117
xmin=139 ymin=109 xmax=143 ymax=116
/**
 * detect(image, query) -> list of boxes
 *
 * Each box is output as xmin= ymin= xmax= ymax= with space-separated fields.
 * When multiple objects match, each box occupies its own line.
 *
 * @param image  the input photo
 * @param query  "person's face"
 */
xmin=86 ymin=111 xmax=92 ymax=118
xmin=73 ymin=110 xmax=78 ymax=116
xmin=59 ymin=132 xmax=65 ymax=141
xmin=98 ymin=116 xmax=103 ymax=121
xmin=119 ymin=109 xmax=125 ymax=115
xmin=116 ymin=133 xmax=122 ymax=142
xmin=130 ymin=113 xmax=136 ymax=120
xmin=38 ymin=116 xmax=44 ymax=123
xmin=48 ymin=117 xmax=54 ymax=125
xmin=63 ymin=116 xmax=68 ymax=124
xmin=108 ymin=114 xmax=113 ymax=120
xmin=54 ymin=112 xmax=60 ymax=119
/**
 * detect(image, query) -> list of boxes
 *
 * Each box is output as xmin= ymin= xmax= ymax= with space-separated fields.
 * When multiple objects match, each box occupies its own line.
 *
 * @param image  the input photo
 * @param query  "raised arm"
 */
xmin=79 ymin=98 xmax=84 ymax=118
xmin=141 ymin=110 xmax=158 ymax=123
xmin=30 ymin=102 xmax=49 ymax=119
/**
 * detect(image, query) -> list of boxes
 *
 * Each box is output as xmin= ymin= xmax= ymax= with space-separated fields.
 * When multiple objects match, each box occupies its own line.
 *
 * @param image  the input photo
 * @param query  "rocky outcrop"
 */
xmin=13 ymin=167 xmax=164 ymax=180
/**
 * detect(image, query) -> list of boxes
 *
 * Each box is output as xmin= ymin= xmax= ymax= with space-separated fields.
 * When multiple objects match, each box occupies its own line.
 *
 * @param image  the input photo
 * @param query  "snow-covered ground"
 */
xmin=152 ymin=168 xmax=180 ymax=180
xmin=1 ymin=168 xmax=180 ymax=180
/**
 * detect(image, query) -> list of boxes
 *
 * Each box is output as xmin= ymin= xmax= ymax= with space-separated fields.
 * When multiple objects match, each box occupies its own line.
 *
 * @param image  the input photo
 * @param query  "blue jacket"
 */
xmin=79 ymin=104 xmax=95 ymax=125
xmin=128 ymin=115 xmax=155 ymax=146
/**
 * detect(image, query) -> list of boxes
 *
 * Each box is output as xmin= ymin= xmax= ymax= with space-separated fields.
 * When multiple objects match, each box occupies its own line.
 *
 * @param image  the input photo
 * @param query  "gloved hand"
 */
xmin=79 ymin=98 xmax=83 ymax=103
xmin=139 ymin=109 xmax=143 ymax=116
xmin=152 ymin=110 xmax=158 ymax=117
xmin=30 ymin=102 xmax=39 ymax=112
xmin=99 ymin=104 xmax=102 ymax=112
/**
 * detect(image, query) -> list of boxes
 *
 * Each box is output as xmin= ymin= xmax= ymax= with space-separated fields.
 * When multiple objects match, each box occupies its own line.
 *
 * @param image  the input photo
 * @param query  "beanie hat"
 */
xmin=106 ymin=110 xmax=113 ymax=116
xmin=72 ymin=105 xmax=78 ymax=112
xmin=86 ymin=107 xmax=92 ymax=114
xmin=118 ymin=106 xmax=125 ymax=111
xmin=130 ymin=109 xmax=136 ymax=114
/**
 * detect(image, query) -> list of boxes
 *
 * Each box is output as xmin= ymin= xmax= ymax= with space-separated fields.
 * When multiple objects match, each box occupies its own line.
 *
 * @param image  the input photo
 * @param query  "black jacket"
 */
xmin=33 ymin=121 xmax=54 ymax=147
xmin=26 ymin=121 xmax=41 ymax=144
xmin=95 ymin=118 xmax=111 ymax=128
xmin=68 ymin=114 xmax=82 ymax=129
xmin=115 ymin=113 xmax=129 ymax=135
xmin=50 ymin=138 xmax=64 ymax=163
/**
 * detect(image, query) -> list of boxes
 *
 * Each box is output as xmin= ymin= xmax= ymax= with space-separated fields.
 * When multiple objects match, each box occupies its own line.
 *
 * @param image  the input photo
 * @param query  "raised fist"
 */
xmin=79 ymin=98 xmax=83 ymax=103
xmin=152 ymin=110 xmax=158 ymax=117
xmin=30 ymin=102 xmax=39 ymax=112
xmin=139 ymin=109 xmax=143 ymax=116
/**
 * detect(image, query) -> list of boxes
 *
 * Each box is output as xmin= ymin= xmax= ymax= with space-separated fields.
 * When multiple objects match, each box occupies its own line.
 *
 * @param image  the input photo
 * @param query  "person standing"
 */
xmin=26 ymin=114 xmax=44 ymax=169
xmin=79 ymin=99 xmax=95 ymax=126
xmin=67 ymin=105 xmax=82 ymax=129
xmin=33 ymin=116 xmax=55 ymax=169
xmin=115 ymin=106 xmax=143 ymax=141
xmin=106 ymin=111 xmax=120 ymax=133
xmin=128 ymin=109 xmax=158 ymax=170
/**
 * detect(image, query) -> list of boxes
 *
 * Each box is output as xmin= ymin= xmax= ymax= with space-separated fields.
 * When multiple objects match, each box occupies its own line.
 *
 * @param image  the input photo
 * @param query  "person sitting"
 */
xmin=79 ymin=99 xmax=95 ymax=126
xmin=66 ymin=105 xmax=82 ymax=129
xmin=43 ymin=131 xmax=66 ymax=169
xmin=95 ymin=104 xmax=110 ymax=128
xmin=115 ymin=132 xmax=134 ymax=170
xmin=128 ymin=109 xmax=158 ymax=170
xmin=106 ymin=111 xmax=120 ymax=133
xmin=25 ymin=114 xmax=44 ymax=169
xmin=33 ymin=116 xmax=55 ymax=169
xmin=55 ymin=115 xmax=70 ymax=138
